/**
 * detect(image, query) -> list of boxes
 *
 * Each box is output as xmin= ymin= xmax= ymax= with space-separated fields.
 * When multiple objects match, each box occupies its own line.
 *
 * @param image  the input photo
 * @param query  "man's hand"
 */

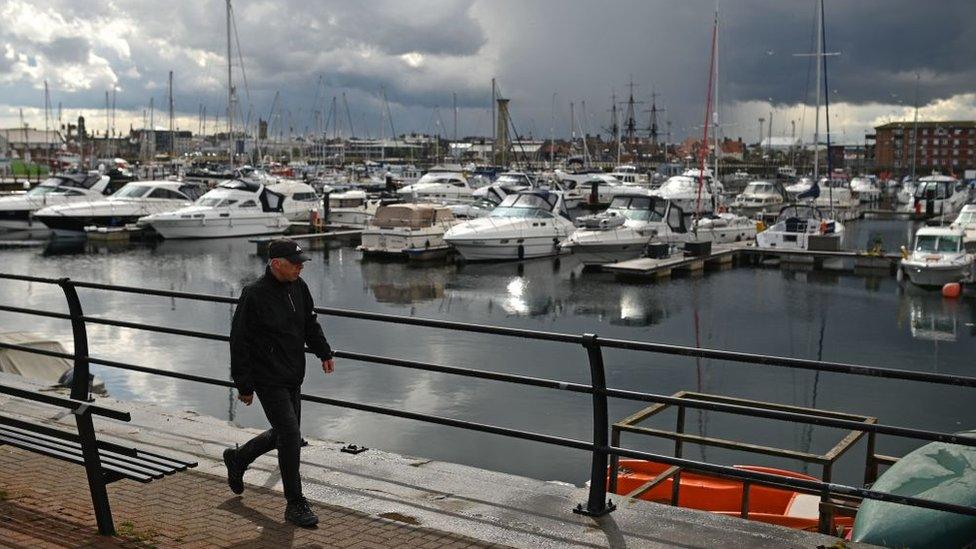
xmin=238 ymin=392 xmax=253 ymax=405
xmin=322 ymin=358 xmax=335 ymax=374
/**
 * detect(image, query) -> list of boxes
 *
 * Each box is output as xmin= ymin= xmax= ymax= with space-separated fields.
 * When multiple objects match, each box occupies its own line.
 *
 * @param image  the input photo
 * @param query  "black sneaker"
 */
xmin=285 ymin=497 xmax=319 ymax=527
xmin=223 ymin=447 xmax=245 ymax=495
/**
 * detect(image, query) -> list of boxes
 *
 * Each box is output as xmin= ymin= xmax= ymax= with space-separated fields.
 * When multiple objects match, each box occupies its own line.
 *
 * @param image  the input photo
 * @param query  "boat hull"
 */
xmin=611 ymin=459 xmax=852 ymax=532
xmin=562 ymin=241 xmax=647 ymax=265
xmin=448 ymin=235 xmax=564 ymax=261
xmin=901 ymin=261 xmax=971 ymax=288
xmin=147 ymin=216 xmax=289 ymax=239
xmin=34 ymin=214 xmax=142 ymax=236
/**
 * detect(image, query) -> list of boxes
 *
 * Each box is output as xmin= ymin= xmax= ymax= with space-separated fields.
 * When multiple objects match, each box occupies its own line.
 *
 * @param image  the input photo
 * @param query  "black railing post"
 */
xmin=74 ymin=406 xmax=115 ymax=535
xmin=57 ymin=278 xmax=91 ymax=401
xmin=574 ymin=333 xmax=616 ymax=517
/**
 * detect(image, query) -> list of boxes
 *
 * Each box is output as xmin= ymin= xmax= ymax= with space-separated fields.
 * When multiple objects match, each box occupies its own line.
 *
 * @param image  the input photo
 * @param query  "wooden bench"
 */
xmin=0 ymin=381 xmax=197 ymax=535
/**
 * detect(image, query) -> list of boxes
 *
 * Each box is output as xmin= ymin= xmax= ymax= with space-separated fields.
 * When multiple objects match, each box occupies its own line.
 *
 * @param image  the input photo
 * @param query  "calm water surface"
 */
xmin=0 ymin=218 xmax=973 ymax=487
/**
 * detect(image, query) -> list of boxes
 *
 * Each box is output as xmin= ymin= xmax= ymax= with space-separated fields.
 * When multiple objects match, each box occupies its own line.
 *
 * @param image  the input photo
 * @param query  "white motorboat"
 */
xmin=732 ymin=181 xmax=786 ymax=217
xmin=910 ymin=174 xmax=970 ymax=217
xmin=785 ymin=178 xmax=814 ymax=201
xmin=267 ymin=180 xmax=321 ymax=222
xmin=950 ymin=204 xmax=976 ymax=246
xmin=901 ymin=226 xmax=973 ymax=288
xmin=326 ymin=190 xmax=383 ymax=228
xmin=691 ymin=212 xmax=758 ymax=243
xmin=397 ymin=165 xmax=475 ymax=204
xmin=897 ymin=177 xmax=917 ymax=204
xmin=555 ymin=171 xmax=642 ymax=206
xmin=0 ymin=173 xmax=111 ymax=230
xmin=561 ymin=194 xmax=689 ymax=264
xmin=813 ymin=178 xmax=859 ymax=211
xmin=609 ymin=165 xmax=649 ymax=187
xmin=451 ymin=185 xmax=508 ymax=220
xmin=138 ymin=180 xmax=290 ymax=239
xmin=850 ymin=176 xmax=882 ymax=203
xmin=33 ymin=181 xmax=206 ymax=236
xmin=756 ymin=204 xmax=845 ymax=250
xmin=652 ymin=171 xmax=718 ymax=214
xmin=359 ymin=203 xmax=458 ymax=258
xmin=444 ymin=190 xmax=576 ymax=261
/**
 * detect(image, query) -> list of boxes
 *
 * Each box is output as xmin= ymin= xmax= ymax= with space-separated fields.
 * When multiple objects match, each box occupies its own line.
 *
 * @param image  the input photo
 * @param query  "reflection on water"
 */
xmin=1 ymin=219 xmax=974 ymax=487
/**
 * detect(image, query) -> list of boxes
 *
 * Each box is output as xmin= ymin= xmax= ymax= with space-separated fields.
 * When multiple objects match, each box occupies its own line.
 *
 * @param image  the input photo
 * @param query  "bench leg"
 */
xmin=75 ymin=413 xmax=115 ymax=536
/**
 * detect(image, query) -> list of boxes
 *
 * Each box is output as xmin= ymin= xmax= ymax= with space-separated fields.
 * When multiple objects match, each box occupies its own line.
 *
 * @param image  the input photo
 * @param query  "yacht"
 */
xmin=609 ymin=165 xmax=649 ymax=187
xmin=359 ymin=203 xmax=458 ymax=258
xmin=732 ymin=181 xmax=786 ymax=217
xmin=911 ymin=175 xmax=969 ymax=217
xmin=33 ymin=181 xmax=206 ymax=236
xmin=897 ymin=177 xmax=917 ymax=205
xmin=813 ymin=178 xmax=859 ymax=211
xmin=561 ymin=194 xmax=689 ymax=264
xmin=556 ymin=171 xmax=645 ymax=206
xmin=692 ymin=213 xmax=758 ymax=243
xmin=850 ymin=176 xmax=882 ymax=203
xmin=785 ymin=178 xmax=814 ymax=201
xmin=396 ymin=165 xmax=475 ymax=204
xmin=267 ymin=180 xmax=321 ymax=222
xmin=326 ymin=189 xmax=383 ymax=228
xmin=0 ymin=173 xmax=112 ymax=230
xmin=138 ymin=180 xmax=290 ymax=239
xmin=901 ymin=227 xmax=973 ymax=288
xmin=755 ymin=204 xmax=845 ymax=250
xmin=444 ymin=190 xmax=576 ymax=261
xmin=451 ymin=185 xmax=508 ymax=220
xmin=652 ymin=169 xmax=722 ymax=214
xmin=950 ymin=204 xmax=976 ymax=246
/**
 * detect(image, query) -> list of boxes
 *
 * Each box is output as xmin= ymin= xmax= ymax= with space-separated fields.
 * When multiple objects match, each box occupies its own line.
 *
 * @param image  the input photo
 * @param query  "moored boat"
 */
xmin=611 ymin=459 xmax=853 ymax=532
xmin=900 ymin=226 xmax=973 ymax=288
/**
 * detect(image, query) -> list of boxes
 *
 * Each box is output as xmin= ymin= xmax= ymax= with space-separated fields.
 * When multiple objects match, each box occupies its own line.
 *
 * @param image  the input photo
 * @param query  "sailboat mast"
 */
xmin=226 ymin=0 xmax=234 ymax=170
xmin=910 ymin=72 xmax=919 ymax=182
xmin=695 ymin=8 xmax=718 ymax=219
xmin=713 ymin=2 xmax=720 ymax=181
xmin=812 ymin=0 xmax=822 ymax=180
xmin=821 ymin=0 xmax=832 ymax=209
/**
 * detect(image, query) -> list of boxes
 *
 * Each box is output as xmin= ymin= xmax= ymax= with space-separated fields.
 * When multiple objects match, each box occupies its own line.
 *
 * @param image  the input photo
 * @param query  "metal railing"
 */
xmin=1 ymin=272 xmax=976 ymax=535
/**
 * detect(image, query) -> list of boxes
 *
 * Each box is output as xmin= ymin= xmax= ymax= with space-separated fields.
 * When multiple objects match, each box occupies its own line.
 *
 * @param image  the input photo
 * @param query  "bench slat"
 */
xmin=0 ymin=415 xmax=138 ymax=457
xmin=0 ymin=427 xmax=166 ymax=480
xmin=0 ymin=433 xmax=154 ymax=483
xmin=0 ymin=424 xmax=178 ymax=476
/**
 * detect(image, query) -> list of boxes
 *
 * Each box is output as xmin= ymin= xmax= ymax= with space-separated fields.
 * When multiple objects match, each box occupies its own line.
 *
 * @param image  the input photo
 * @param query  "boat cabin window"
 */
xmin=607 ymin=196 xmax=666 ymax=222
xmin=955 ymin=211 xmax=976 ymax=225
xmin=26 ymin=185 xmax=60 ymax=197
xmin=291 ymin=192 xmax=319 ymax=201
xmin=179 ymin=185 xmax=205 ymax=200
xmin=148 ymin=188 xmax=189 ymax=200
xmin=113 ymin=185 xmax=152 ymax=198
xmin=915 ymin=182 xmax=948 ymax=199
xmin=915 ymin=234 xmax=961 ymax=253
xmin=239 ymin=200 xmax=256 ymax=208
xmin=667 ymin=205 xmax=686 ymax=232
xmin=331 ymin=198 xmax=364 ymax=208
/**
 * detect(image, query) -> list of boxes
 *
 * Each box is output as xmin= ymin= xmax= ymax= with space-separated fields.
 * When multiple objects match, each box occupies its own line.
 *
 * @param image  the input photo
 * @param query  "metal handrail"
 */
xmin=2 ymin=272 xmax=976 ymax=530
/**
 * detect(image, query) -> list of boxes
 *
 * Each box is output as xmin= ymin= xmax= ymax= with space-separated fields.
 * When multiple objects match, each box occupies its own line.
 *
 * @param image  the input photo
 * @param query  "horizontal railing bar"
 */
xmin=80 ymin=316 xmax=229 ymax=342
xmin=0 ymin=383 xmax=130 ymax=421
xmin=597 ymin=337 xmax=976 ymax=388
xmin=0 ymin=273 xmax=61 ymax=284
xmin=0 ymin=304 xmax=71 ymax=321
xmin=4 ymin=339 xmax=974 ymax=450
xmin=609 ymin=445 xmax=976 ymax=518
xmin=4 ymin=274 xmax=975 ymax=387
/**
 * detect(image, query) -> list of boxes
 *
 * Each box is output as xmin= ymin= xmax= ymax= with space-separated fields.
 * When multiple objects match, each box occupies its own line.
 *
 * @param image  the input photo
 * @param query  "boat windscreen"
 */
xmin=112 ymin=185 xmax=152 ymax=198
xmin=219 ymin=179 xmax=262 ymax=192
xmin=915 ymin=234 xmax=961 ymax=253
xmin=497 ymin=193 xmax=556 ymax=211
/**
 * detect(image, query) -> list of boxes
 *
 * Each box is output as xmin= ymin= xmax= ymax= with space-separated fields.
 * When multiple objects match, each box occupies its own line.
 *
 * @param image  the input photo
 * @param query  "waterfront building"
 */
xmin=874 ymin=120 xmax=976 ymax=175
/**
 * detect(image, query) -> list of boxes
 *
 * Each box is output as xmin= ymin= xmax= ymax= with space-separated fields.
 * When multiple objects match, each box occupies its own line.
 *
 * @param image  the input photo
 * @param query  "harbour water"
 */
xmin=1 ymin=217 xmax=973 ymax=489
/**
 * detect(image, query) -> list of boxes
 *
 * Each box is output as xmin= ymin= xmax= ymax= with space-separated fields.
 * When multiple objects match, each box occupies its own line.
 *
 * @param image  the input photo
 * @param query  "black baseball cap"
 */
xmin=268 ymin=238 xmax=310 ymax=263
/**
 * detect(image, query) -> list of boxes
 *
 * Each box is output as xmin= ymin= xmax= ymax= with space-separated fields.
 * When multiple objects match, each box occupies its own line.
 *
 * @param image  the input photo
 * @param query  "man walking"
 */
xmin=225 ymin=238 xmax=335 ymax=527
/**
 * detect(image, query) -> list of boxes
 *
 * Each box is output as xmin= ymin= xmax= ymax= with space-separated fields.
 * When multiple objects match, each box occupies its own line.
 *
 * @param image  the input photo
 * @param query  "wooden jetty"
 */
xmin=251 ymin=227 xmax=363 ymax=254
xmin=601 ymin=243 xmax=746 ymax=279
xmin=601 ymin=242 xmax=902 ymax=280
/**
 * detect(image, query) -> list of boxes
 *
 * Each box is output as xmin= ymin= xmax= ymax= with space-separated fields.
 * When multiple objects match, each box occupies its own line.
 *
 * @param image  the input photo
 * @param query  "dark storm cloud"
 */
xmin=4 ymin=0 xmax=973 ymax=139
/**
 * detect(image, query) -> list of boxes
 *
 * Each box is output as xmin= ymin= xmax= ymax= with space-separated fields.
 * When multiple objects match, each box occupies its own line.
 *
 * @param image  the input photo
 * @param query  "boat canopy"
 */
xmin=372 ymin=204 xmax=454 ymax=228
xmin=607 ymin=195 xmax=668 ymax=221
xmin=218 ymin=179 xmax=262 ymax=192
xmin=775 ymin=204 xmax=828 ymax=222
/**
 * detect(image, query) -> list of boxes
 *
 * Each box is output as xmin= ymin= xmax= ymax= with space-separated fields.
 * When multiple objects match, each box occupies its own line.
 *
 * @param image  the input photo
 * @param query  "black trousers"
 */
xmin=236 ymin=386 xmax=304 ymax=503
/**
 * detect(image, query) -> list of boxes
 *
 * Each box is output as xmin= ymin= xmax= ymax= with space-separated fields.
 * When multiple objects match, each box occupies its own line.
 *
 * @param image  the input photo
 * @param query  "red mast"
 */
xmin=695 ymin=9 xmax=719 ymax=218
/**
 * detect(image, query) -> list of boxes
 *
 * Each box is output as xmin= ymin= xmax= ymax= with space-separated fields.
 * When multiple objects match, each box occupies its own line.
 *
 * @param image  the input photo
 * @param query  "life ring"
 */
xmin=819 ymin=220 xmax=828 ymax=234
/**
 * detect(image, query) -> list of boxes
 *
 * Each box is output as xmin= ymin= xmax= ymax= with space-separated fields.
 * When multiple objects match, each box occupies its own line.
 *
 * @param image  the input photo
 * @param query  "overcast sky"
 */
xmin=1 ymin=0 xmax=974 ymax=144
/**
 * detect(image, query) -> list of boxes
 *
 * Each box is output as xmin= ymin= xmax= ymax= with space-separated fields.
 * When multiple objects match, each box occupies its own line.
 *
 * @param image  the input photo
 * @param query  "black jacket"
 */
xmin=229 ymin=267 xmax=332 ymax=395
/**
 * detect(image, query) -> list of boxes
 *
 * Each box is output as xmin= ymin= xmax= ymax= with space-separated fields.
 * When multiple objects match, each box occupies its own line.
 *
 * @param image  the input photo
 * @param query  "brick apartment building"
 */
xmin=874 ymin=121 xmax=976 ymax=175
